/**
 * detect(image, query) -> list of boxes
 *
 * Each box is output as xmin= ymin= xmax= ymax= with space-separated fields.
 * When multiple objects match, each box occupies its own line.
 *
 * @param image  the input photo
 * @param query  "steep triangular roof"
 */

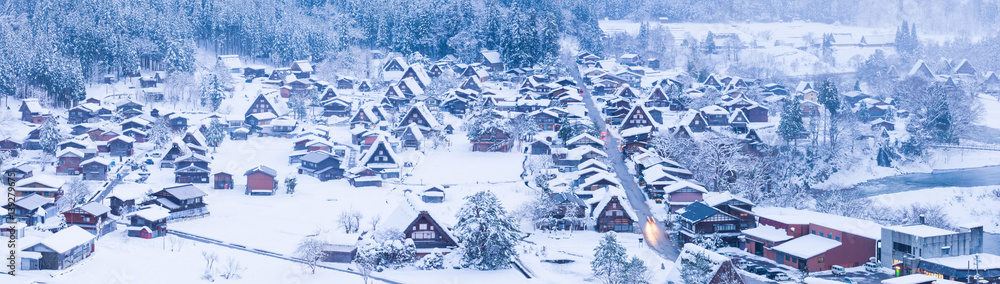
xmin=908 ymin=60 xmax=935 ymax=79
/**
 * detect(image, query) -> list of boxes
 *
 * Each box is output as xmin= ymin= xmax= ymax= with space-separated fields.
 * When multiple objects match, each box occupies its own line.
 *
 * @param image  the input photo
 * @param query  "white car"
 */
xmin=832 ymin=265 xmax=846 ymax=276
xmin=864 ymin=262 xmax=878 ymax=273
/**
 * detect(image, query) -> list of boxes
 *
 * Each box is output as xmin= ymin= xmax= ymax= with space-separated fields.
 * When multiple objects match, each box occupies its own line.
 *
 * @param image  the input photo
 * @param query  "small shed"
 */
xmin=421 ymin=186 xmax=445 ymax=203
xmin=214 ymin=172 xmax=234 ymax=190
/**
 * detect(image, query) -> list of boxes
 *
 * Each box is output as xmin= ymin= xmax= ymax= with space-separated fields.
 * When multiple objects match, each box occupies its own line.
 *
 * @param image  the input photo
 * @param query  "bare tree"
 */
xmin=369 ymin=215 xmax=382 ymax=232
xmin=202 ymin=251 xmax=218 ymax=281
xmin=58 ymin=177 xmax=92 ymax=212
xmin=338 ymin=210 xmax=363 ymax=234
xmin=295 ymin=237 xmax=328 ymax=274
xmin=221 ymin=257 xmax=245 ymax=280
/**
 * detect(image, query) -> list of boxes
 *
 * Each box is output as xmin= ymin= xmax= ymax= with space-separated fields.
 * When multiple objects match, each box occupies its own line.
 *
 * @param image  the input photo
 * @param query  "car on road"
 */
xmin=150 ymin=152 xmax=162 ymax=158
xmin=744 ymin=264 xmax=760 ymax=273
xmin=144 ymin=158 xmax=154 ymax=165
xmin=843 ymin=277 xmax=857 ymax=284
xmin=735 ymin=259 xmax=750 ymax=270
xmin=864 ymin=262 xmax=878 ymax=272
xmin=832 ymin=265 xmax=846 ymax=276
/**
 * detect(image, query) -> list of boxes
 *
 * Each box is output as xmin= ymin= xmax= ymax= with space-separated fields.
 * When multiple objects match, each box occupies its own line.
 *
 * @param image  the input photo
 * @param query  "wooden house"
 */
xmin=13 ymin=175 xmax=64 ymax=199
xmin=644 ymin=86 xmax=671 ymax=108
xmin=244 ymin=93 xmax=279 ymax=118
xmin=290 ymin=60 xmax=314 ymax=76
xmin=57 ymin=148 xmax=85 ymax=175
xmin=421 ymin=186 xmax=445 ymax=203
xmin=244 ymin=165 xmax=278 ymax=195
xmin=173 ymin=154 xmax=211 ymax=183
xmin=399 ymin=125 xmax=424 ymax=150
xmin=677 ymin=201 xmax=742 ymax=246
xmin=10 ymin=194 xmax=56 ymax=226
xmin=357 ymin=80 xmax=372 ymax=92
xmin=108 ymin=135 xmax=135 ymax=157
xmin=742 ymin=104 xmax=769 ymax=123
xmin=81 ymin=158 xmax=111 ymax=181
xmin=387 ymin=207 xmax=458 ymax=256
xmin=529 ymin=139 xmax=552 ymax=155
xmin=148 ymin=184 xmax=208 ymax=220
xmin=729 ymin=109 xmax=749 ymax=134
xmin=347 ymin=166 xmax=383 ymax=187
xmin=470 ymin=127 xmax=512 ymax=152
xmin=700 ymin=105 xmax=730 ymax=126
xmin=62 ymin=203 xmax=113 ymax=235
xmin=213 ymin=172 xmax=234 ymax=190
xmin=618 ymin=53 xmax=643 ymax=66
xmin=4 ymin=164 xmax=34 ymax=185
xmin=116 ymin=100 xmax=145 ymax=119
xmin=359 ymin=136 xmax=401 ymax=179
xmin=567 ymin=133 xmax=604 ymax=149
xmin=19 ymin=99 xmax=50 ymax=124
xmin=401 ymin=66 xmax=432 ymax=88
xmin=322 ymin=98 xmax=352 ymax=117
xmin=591 ymin=188 xmax=637 ymax=233
xmin=620 ymin=105 xmax=656 ymax=131
xmin=476 ymin=50 xmax=505 ymax=71
xmin=397 ymin=102 xmax=441 ymax=134
xmin=539 ymin=192 xmax=587 ymax=230
xmin=801 ymin=100 xmax=821 ymax=117
xmin=663 ymin=180 xmax=707 ymax=213
xmin=298 ymin=151 xmax=343 ymax=181
xmin=127 ymin=206 xmax=169 ymax=239
xmin=0 ymin=137 xmax=22 ymax=157
xmin=22 ymin=226 xmax=95 ymax=270
xmin=68 ymin=104 xmax=99 ymax=124
xmin=383 ymin=57 xmax=407 ymax=73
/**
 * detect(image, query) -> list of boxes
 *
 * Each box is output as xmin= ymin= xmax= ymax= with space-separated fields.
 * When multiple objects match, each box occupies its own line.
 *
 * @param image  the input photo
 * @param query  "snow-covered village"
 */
xmin=2 ymin=0 xmax=1000 ymax=283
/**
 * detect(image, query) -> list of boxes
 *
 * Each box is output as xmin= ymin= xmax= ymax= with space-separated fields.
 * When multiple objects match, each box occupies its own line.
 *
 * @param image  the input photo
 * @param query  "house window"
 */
xmin=942 ymin=247 xmax=951 ymax=255
xmin=413 ymin=231 xmax=435 ymax=239
xmin=827 ymin=233 xmax=832 ymax=239
xmin=835 ymin=236 xmax=840 ymax=241
xmin=82 ymin=217 xmax=90 ymax=222
xmin=419 ymin=223 xmax=427 ymax=230
xmin=713 ymin=224 xmax=736 ymax=232
xmin=818 ymin=257 xmax=824 ymax=263
xmin=606 ymin=211 xmax=613 ymax=216
xmin=785 ymin=255 xmax=790 ymax=261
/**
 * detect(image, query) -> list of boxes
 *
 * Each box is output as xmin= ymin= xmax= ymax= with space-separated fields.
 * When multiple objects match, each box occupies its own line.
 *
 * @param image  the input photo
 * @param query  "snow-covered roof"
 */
xmin=567 ymin=133 xmax=604 ymax=147
xmin=218 ymin=55 xmax=243 ymax=70
xmin=591 ymin=187 xmax=637 ymax=221
xmin=754 ymin=207 xmax=883 ymax=240
xmin=678 ymin=243 xmax=730 ymax=264
xmin=770 ymin=234 xmax=841 ymax=259
xmin=15 ymin=194 xmax=53 ymax=211
xmin=158 ymin=184 xmax=207 ymax=200
xmin=108 ymin=183 xmax=152 ymax=201
xmin=480 ymin=50 xmax=502 ymax=63
xmin=577 ymin=159 xmax=609 ymax=171
xmin=399 ymin=77 xmax=425 ymax=96
xmin=57 ymin=148 xmax=85 ymax=158
xmin=661 ymin=180 xmax=707 ymax=194
xmin=81 ymin=157 xmax=112 ymax=166
xmin=742 ymin=225 xmax=792 ymax=243
xmin=35 ymin=226 xmax=94 ymax=254
xmin=921 ymin=253 xmax=1000 ymax=270
xmin=131 ymin=205 xmax=171 ymax=221
xmin=581 ymin=172 xmax=620 ymax=188
xmin=884 ymin=224 xmax=956 ymax=238
xmin=805 ymin=277 xmax=849 ymax=284
xmin=620 ymin=125 xmax=653 ymax=137
xmin=567 ymin=145 xmax=607 ymax=160
xmin=700 ymin=105 xmax=729 ymax=115
xmin=15 ymin=175 xmax=65 ymax=189
xmin=359 ymin=136 xmax=399 ymax=166
xmin=702 ymin=191 xmax=753 ymax=207
xmin=77 ymin=202 xmax=111 ymax=216
xmin=881 ymin=274 xmax=939 ymax=284
xmin=21 ymin=99 xmax=44 ymax=113
xmin=245 ymin=165 xmax=277 ymax=177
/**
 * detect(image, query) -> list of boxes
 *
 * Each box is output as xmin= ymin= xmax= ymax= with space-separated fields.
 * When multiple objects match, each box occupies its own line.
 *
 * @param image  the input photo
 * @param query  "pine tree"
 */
xmin=285 ymin=177 xmax=297 ymax=194
xmin=591 ymin=232 xmax=627 ymax=284
xmin=453 ymin=190 xmax=520 ymax=270
xmin=39 ymin=118 xmax=63 ymax=155
xmin=777 ymin=99 xmax=804 ymax=144
xmin=205 ymin=118 xmax=226 ymax=148
xmin=148 ymin=118 xmax=172 ymax=149
xmin=704 ymin=31 xmax=716 ymax=55
xmin=680 ymin=250 xmax=715 ymax=284
xmin=622 ymin=256 xmax=651 ymax=284
xmin=817 ymin=79 xmax=841 ymax=115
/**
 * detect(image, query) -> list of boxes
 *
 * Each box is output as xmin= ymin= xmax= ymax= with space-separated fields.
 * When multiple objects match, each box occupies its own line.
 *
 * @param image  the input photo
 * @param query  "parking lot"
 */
xmin=720 ymin=249 xmax=893 ymax=284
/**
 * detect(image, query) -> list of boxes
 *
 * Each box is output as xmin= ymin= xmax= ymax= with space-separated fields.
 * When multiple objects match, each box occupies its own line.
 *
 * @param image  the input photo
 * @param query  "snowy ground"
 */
xmin=518 ymin=231 xmax=673 ymax=284
xmin=10 ymin=230 xmax=373 ymax=284
xmin=869 ymin=186 xmax=1000 ymax=233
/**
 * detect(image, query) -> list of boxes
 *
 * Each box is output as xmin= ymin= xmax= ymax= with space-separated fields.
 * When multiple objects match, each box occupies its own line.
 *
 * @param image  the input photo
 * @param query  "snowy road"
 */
xmin=567 ymin=60 xmax=681 ymax=261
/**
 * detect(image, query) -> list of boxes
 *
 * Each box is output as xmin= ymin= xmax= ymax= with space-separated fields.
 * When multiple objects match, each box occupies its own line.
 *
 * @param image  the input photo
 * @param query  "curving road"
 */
xmin=565 ymin=59 xmax=680 ymax=261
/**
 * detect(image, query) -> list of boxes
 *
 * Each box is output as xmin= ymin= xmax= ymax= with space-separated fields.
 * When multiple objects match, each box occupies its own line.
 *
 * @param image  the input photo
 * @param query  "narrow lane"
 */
xmin=565 ymin=59 xmax=680 ymax=261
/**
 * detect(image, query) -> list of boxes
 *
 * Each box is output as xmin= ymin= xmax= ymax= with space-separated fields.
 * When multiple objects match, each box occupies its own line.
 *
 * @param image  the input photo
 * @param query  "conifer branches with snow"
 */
xmin=453 ymin=190 xmax=521 ymax=270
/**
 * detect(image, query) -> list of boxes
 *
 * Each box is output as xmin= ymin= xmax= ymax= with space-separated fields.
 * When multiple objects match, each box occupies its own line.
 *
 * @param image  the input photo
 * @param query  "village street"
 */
xmin=567 ymin=60 xmax=681 ymax=261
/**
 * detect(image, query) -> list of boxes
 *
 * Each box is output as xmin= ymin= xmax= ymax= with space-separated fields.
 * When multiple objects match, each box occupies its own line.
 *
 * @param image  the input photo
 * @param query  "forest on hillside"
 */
xmin=1 ymin=0 xmax=999 ymax=107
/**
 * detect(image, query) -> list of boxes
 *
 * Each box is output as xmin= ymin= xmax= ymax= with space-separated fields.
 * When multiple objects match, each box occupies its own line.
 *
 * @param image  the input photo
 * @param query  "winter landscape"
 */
xmin=2 ymin=0 xmax=1000 ymax=284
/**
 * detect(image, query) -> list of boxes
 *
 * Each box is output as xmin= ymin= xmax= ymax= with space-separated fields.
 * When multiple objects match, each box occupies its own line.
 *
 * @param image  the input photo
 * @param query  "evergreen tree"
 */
xmin=777 ymin=99 xmax=804 ymax=144
xmin=680 ymin=250 xmax=715 ymax=284
xmin=591 ymin=232 xmax=627 ymax=284
xmin=200 ymin=73 xmax=226 ymax=111
xmin=453 ymin=190 xmax=520 ymax=270
xmin=817 ymin=79 xmax=841 ymax=115
xmin=39 ymin=119 xmax=63 ymax=155
xmin=704 ymin=31 xmax=716 ymax=55
xmin=148 ymin=118 xmax=172 ymax=149
xmin=622 ymin=256 xmax=651 ymax=284
xmin=205 ymin=118 xmax=226 ymax=148
xmin=285 ymin=177 xmax=297 ymax=194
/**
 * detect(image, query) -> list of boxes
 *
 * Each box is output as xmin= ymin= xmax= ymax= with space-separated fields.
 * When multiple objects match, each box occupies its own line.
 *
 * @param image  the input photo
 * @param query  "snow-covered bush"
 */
xmin=417 ymin=250 xmax=445 ymax=270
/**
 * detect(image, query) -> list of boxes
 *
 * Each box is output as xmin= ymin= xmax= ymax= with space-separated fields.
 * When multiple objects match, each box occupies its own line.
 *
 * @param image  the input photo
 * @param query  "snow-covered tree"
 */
xmin=58 ymin=177 xmax=92 ymax=212
xmin=200 ymin=71 xmax=227 ymax=111
xmin=777 ymin=99 xmax=804 ymax=144
xmin=680 ymin=250 xmax=714 ymax=284
xmin=221 ymin=257 xmax=245 ymax=280
xmin=148 ymin=118 xmax=172 ymax=149
xmin=205 ymin=118 xmax=226 ymax=149
xmin=295 ymin=237 xmax=328 ymax=274
xmin=592 ymin=232 xmax=628 ymax=284
xmin=417 ymin=249 xmax=445 ymax=270
xmin=453 ymin=190 xmax=520 ymax=270
xmin=355 ymin=239 xmax=379 ymax=283
xmin=39 ymin=118 xmax=62 ymax=155
xmin=338 ymin=210 xmax=363 ymax=234
xmin=285 ymin=176 xmax=297 ymax=194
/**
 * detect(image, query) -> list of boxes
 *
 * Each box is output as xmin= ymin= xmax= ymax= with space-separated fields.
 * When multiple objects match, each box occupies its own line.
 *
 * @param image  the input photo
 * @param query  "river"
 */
xmin=852 ymin=165 xmax=1000 ymax=198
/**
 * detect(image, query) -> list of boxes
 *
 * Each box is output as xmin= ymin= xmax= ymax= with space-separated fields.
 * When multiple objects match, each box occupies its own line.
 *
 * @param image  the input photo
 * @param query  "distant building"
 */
xmin=881 ymin=220 xmax=984 ymax=275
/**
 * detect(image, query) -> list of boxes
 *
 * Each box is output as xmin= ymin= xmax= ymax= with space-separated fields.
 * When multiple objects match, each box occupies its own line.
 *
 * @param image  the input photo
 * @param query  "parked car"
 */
xmin=144 ymin=158 xmax=154 ymax=165
xmin=767 ymin=270 xmax=790 ymax=281
xmin=745 ymin=264 xmax=761 ymax=273
xmin=832 ymin=265 xmax=846 ymax=276
xmin=864 ymin=262 xmax=878 ymax=273
xmin=843 ymin=278 xmax=857 ymax=284
xmin=754 ymin=267 xmax=769 ymax=275
xmin=735 ymin=259 xmax=750 ymax=270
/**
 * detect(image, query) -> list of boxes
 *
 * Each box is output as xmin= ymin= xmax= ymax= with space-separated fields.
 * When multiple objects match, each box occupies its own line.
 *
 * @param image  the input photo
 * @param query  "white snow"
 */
xmin=753 ymin=207 xmax=883 ymax=240
xmin=770 ymin=234 xmax=841 ymax=259
xmin=869 ymin=186 xmax=1000 ymax=233
xmin=741 ymin=225 xmax=793 ymax=243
